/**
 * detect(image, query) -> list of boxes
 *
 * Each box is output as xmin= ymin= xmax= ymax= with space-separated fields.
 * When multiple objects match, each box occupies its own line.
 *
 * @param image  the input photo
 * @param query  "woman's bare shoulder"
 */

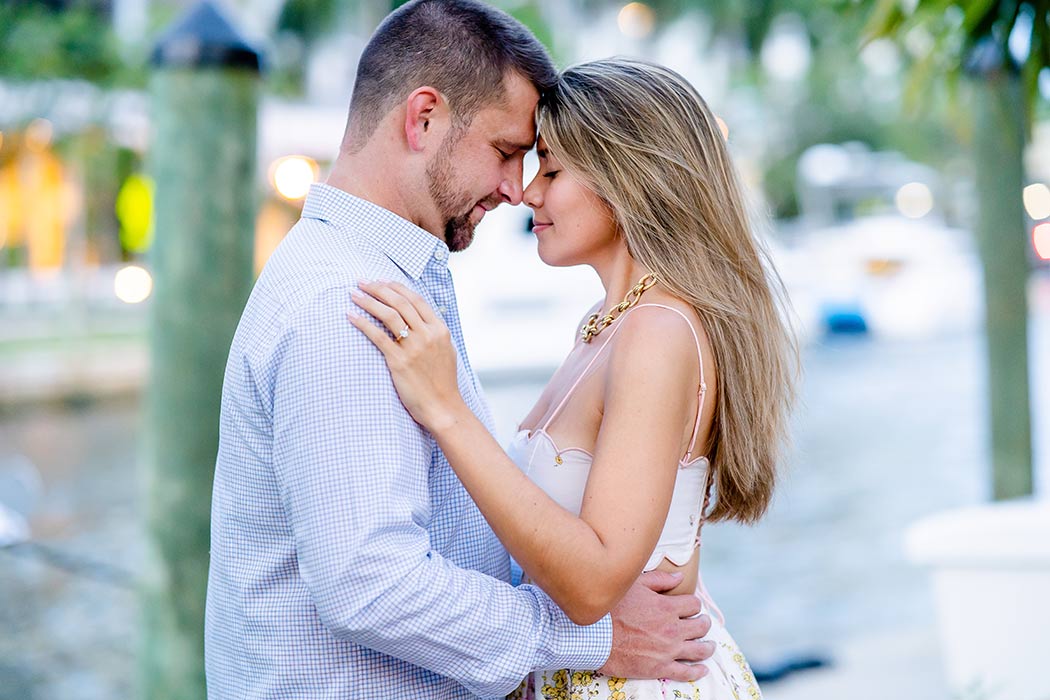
xmin=605 ymin=301 xmax=702 ymax=381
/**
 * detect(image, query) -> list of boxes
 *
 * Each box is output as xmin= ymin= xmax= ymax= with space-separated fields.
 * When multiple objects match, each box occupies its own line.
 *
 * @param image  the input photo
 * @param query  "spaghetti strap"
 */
xmin=541 ymin=319 xmax=627 ymax=430
xmin=623 ymin=304 xmax=708 ymax=461
xmin=542 ymin=303 xmax=708 ymax=464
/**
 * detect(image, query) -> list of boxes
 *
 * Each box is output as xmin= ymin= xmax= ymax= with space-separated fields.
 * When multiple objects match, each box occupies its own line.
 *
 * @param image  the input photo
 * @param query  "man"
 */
xmin=205 ymin=1 xmax=713 ymax=697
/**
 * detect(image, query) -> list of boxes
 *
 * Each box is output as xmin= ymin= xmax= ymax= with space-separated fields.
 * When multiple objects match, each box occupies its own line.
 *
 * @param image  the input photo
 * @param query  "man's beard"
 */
xmin=425 ymin=130 xmax=483 ymax=253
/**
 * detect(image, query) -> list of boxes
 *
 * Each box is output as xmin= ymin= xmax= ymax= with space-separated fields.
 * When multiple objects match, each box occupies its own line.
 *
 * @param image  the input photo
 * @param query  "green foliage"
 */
xmin=506 ymin=2 xmax=558 ymax=63
xmin=276 ymin=0 xmax=342 ymax=44
xmin=864 ymin=0 xmax=1050 ymax=122
xmin=688 ymin=0 xmax=782 ymax=55
xmin=0 ymin=2 xmax=141 ymax=85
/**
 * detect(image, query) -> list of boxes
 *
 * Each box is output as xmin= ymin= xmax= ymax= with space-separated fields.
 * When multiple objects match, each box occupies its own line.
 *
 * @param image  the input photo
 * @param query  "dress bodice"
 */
xmin=507 ymin=427 xmax=711 ymax=571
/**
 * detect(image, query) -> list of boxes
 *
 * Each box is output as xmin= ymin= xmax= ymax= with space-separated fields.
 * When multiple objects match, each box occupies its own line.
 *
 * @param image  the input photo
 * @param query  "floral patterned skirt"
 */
xmin=508 ymin=603 xmax=761 ymax=700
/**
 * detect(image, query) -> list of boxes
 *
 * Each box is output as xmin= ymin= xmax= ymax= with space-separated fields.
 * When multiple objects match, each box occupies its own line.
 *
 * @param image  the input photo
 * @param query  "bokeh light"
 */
xmin=1023 ymin=183 xmax=1050 ymax=220
xmin=715 ymin=115 xmax=729 ymax=140
xmin=24 ymin=118 xmax=53 ymax=152
xmin=895 ymin=182 xmax=934 ymax=219
xmin=116 ymin=174 xmax=155 ymax=253
xmin=1034 ymin=222 xmax=1050 ymax=260
xmin=113 ymin=264 xmax=153 ymax=304
xmin=618 ymin=3 xmax=655 ymax=39
xmin=270 ymin=155 xmax=319 ymax=201
xmin=761 ymin=14 xmax=812 ymax=82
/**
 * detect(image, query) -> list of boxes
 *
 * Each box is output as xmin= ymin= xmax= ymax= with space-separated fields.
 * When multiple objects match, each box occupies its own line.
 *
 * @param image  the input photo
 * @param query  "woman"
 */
xmin=349 ymin=58 xmax=796 ymax=699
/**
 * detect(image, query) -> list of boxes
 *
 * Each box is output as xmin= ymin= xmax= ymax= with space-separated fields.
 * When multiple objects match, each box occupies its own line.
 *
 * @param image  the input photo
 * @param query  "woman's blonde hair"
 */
xmin=539 ymin=58 xmax=798 ymax=524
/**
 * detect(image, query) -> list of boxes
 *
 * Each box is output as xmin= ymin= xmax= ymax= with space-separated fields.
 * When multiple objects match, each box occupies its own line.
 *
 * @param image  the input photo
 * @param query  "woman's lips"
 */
xmin=532 ymin=221 xmax=552 ymax=233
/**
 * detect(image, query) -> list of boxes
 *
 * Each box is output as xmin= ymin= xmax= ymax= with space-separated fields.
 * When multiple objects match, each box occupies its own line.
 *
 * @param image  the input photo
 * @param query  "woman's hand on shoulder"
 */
xmin=347 ymin=280 xmax=468 ymax=432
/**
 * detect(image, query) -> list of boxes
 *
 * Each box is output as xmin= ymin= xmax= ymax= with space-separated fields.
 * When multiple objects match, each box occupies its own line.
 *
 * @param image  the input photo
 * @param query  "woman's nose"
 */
xmin=523 ymin=175 xmax=543 ymax=209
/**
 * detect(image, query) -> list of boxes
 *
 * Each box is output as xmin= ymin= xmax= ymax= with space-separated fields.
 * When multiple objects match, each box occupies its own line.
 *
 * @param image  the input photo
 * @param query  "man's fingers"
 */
xmin=677 ymin=639 xmax=716 ymax=663
xmin=637 ymin=569 xmax=683 ymax=593
xmin=667 ymin=592 xmax=703 ymax=620
xmin=658 ymin=661 xmax=711 ymax=683
xmin=676 ymin=613 xmax=712 ymax=642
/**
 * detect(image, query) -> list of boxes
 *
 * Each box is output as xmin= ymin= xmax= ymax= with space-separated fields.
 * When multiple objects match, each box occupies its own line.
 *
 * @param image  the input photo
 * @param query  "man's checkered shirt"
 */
xmin=205 ymin=184 xmax=612 ymax=699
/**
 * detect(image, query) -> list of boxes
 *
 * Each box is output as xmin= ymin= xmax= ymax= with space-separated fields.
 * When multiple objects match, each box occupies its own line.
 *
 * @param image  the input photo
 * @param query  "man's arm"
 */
xmin=268 ymin=287 xmax=610 ymax=696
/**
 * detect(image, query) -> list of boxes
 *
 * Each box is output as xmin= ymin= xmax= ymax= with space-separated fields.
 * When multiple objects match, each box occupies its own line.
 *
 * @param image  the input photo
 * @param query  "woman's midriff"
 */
xmin=654 ymin=546 xmax=700 ymax=596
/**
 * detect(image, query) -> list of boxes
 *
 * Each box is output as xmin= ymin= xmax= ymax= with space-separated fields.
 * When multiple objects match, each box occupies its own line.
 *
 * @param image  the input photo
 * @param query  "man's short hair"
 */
xmin=345 ymin=0 xmax=557 ymax=150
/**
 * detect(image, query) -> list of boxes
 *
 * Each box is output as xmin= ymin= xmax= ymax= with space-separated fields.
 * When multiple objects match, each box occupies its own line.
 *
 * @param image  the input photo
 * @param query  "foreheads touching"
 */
xmin=343 ymin=0 xmax=556 ymax=152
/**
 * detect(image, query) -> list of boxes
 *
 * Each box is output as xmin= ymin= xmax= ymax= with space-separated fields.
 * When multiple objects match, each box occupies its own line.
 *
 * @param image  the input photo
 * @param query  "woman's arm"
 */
xmin=349 ymin=281 xmax=699 ymax=625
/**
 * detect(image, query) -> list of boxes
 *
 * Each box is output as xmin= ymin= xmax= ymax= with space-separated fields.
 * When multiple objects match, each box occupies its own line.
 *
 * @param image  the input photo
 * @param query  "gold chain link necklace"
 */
xmin=579 ymin=273 xmax=659 ymax=343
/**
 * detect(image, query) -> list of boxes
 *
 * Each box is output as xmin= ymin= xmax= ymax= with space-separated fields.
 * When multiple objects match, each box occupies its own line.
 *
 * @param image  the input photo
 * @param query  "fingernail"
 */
xmin=350 ymin=290 xmax=363 ymax=300
xmin=670 ymin=572 xmax=683 ymax=580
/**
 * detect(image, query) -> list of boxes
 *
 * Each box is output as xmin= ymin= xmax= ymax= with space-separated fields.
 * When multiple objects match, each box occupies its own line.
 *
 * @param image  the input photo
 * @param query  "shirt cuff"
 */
xmin=527 ymin=584 xmax=613 ymax=671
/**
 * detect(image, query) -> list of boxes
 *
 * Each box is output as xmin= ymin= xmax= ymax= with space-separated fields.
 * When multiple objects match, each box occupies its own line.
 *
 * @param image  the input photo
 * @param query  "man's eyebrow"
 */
xmin=496 ymin=139 xmax=535 ymax=153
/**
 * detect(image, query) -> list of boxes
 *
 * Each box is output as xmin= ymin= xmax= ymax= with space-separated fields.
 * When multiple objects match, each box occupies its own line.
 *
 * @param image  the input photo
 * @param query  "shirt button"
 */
xmin=433 ymin=247 xmax=448 ymax=262
xmin=436 ymin=305 xmax=448 ymax=316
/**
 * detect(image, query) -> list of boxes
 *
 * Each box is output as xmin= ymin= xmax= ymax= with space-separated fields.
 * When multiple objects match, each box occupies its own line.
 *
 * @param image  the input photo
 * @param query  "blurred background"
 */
xmin=1 ymin=0 xmax=1048 ymax=698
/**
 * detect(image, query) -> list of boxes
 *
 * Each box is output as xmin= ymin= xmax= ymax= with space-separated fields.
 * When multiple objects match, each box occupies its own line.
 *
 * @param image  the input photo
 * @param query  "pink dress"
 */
xmin=506 ymin=304 xmax=762 ymax=700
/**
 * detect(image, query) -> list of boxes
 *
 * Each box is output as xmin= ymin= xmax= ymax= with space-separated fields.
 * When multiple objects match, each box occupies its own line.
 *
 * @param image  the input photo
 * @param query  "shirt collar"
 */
xmin=300 ymin=183 xmax=449 ymax=279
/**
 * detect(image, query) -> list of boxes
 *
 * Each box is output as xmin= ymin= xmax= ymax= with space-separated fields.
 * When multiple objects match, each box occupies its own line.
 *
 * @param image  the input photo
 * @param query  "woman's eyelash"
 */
xmin=543 ymin=170 xmax=560 ymax=179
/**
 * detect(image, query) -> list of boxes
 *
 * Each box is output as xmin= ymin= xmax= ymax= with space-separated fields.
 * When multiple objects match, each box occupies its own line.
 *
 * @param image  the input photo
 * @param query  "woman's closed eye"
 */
xmin=543 ymin=169 xmax=560 ymax=179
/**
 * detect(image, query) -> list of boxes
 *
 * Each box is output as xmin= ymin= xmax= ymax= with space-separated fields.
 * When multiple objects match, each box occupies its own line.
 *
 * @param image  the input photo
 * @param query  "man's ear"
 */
xmin=404 ymin=86 xmax=445 ymax=153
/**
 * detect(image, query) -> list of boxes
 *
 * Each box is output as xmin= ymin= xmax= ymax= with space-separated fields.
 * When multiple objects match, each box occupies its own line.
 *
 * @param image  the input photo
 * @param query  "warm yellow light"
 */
xmin=1034 ymin=222 xmax=1050 ymax=260
xmin=24 ymin=149 xmax=65 ymax=271
xmin=895 ymin=182 xmax=933 ymax=219
xmin=0 ymin=130 xmax=4 ymax=152
xmin=114 ymin=264 xmax=153 ymax=304
xmin=59 ymin=179 xmax=82 ymax=226
xmin=618 ymin=2 xmax=655 ymax=39
xmin=25 ymin=118 xmax=54 ymax=152
xmin=715 ymin=115 xmax=729 ymax=140
xmin=1023 ymin=183 xmax=1050 ymax=220
xmin=270 ymin=156 xmax=318 ymax=201
xmin=255 ymin=200 xmax=296 ymax=274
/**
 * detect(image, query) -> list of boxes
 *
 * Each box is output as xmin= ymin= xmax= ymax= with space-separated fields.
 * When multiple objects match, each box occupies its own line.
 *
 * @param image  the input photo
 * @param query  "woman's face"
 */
xmin=523 ymin=138 xmax=619 ymax=267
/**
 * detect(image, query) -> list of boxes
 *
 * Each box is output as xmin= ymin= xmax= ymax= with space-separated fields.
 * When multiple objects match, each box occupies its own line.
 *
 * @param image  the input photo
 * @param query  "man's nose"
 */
xmin=498 ymin=161 xmax=525 ymax=205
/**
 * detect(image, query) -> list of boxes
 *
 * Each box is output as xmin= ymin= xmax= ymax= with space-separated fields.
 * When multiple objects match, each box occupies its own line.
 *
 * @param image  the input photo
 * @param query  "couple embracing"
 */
xmin=205 ymin=1 xmax=796 ymax=698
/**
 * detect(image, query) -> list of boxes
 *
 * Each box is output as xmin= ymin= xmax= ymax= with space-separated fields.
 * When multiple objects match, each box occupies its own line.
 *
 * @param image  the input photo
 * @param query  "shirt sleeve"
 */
xmin=268 ymin=286 xmax=612 ymax=697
